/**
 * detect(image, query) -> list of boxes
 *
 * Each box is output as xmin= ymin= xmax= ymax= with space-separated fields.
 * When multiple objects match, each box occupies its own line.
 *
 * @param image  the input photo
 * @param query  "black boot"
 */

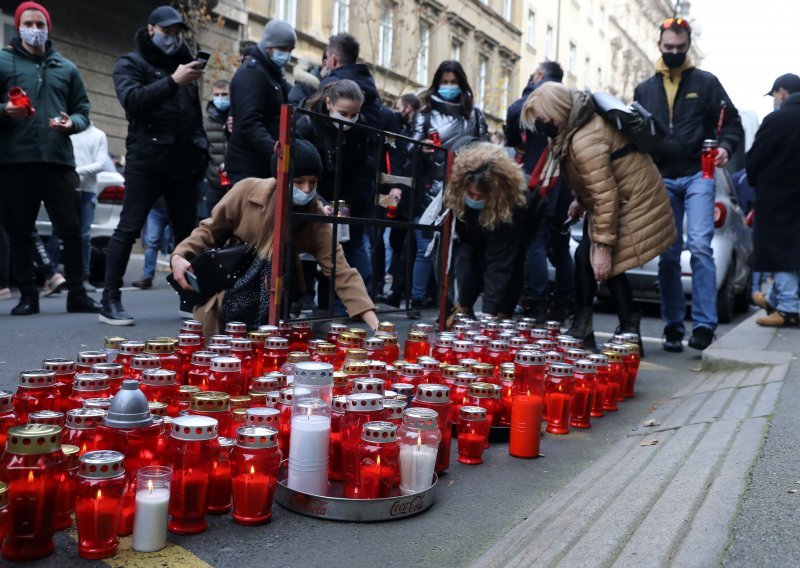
xmin=11 ymin=293 xmax=39 ymax=316
xmin=376 ymin=291 xmax=402 ymax=308
xmin=523 ymin=296 xmax=550 ymax=325
xmin=566 ymin=306 xmax=596 ymax=350
xmin=99 ymin=289 xmax=135 ymax=326
xmin=548 ymin=294 xmax=573 ymax=324
xmin=617 ymin=311 xmax=645 ymax=357
xmin=67 ymin=289 xmax=102 ymax=313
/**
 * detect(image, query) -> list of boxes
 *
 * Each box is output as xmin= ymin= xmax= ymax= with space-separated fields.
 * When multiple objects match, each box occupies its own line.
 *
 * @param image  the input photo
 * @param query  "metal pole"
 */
xmin=437 ymin=150 xmax=456 ymax=332
xmin=268 ymin=104 xmax=294 ymax=326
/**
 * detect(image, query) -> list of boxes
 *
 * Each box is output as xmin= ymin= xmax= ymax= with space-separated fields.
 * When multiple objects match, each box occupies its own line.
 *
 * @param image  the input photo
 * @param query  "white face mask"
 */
xmin=330 ymin=110 xmax=359 ymax=131
xmin=19 ymin=27 xmax=48 ymax=47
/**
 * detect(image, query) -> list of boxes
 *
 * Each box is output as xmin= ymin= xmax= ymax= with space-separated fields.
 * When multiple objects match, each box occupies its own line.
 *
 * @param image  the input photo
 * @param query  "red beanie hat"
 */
xmin=14 ymin=2 xmax=52 ymax=31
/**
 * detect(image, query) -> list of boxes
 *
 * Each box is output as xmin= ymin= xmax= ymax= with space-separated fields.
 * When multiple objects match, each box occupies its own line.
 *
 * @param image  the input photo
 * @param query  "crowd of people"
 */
xmin=2 ymin=3 xmax=797 ymax=347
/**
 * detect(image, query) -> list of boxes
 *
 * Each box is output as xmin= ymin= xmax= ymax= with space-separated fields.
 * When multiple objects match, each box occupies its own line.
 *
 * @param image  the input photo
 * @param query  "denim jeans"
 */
xmin=523 ymin=219 xmax=575 ymax=299
xmin=48 ymin=190 xmax=96 ymax=276
xmin=411 ymin=216 xmax=434 ymax=302
xmin=658 ymin=172 xmax=717 ymax=332
xmin=767 ymin=271 xmax=800 ymax=313
xmin=142 ymin=205 xmax=173 ymax=280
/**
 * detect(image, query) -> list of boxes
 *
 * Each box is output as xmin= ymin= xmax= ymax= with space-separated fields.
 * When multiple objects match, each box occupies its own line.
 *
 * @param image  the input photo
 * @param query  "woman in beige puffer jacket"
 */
xmin=522 ymin=83 xmax=675 ymax=348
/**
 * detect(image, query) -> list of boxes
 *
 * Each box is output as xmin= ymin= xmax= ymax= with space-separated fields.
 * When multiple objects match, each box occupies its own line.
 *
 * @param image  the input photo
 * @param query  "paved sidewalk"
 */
xmin=474 ymin=313 xmax=795 ymax=568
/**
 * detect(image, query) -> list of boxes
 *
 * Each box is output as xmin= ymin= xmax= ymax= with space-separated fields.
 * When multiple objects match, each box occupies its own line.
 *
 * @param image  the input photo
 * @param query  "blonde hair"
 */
xmin=445 ymin=143 xmax=526 ymax=230
xmin=520 ymin=82 xmax=573 ymax=131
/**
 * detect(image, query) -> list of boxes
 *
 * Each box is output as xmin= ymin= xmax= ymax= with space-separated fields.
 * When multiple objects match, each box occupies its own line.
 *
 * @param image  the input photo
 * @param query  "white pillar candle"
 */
xmin=287 ymin=414 xmax=330 ymax=495
xmin=132 ymin=485 xmax=170 ymax=552
xmin=399 ymin=442 xmax=437 ymax=495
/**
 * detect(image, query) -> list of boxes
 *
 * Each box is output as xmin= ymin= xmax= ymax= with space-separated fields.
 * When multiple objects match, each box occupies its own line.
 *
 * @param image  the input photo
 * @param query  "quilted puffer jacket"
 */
xmin=559 ymin=93 xmax=676 ymax=277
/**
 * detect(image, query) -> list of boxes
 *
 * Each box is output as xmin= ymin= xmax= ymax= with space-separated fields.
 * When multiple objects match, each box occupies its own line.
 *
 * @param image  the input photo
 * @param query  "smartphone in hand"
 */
xmin=196 ymin=50 xmax=211 ymax=69
xmin=185 ymin=271 xmax=201 ymax=293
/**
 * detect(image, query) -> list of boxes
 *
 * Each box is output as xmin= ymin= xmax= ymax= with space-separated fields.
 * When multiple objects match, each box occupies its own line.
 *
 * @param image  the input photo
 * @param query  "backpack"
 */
xmin=592 ymin=92 xmax=664 ymax=158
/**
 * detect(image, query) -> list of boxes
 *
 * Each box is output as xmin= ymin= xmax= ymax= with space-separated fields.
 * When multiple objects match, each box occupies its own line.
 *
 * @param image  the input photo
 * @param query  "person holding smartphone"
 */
xmin=99 ymin=5 xmax=209 ymax=326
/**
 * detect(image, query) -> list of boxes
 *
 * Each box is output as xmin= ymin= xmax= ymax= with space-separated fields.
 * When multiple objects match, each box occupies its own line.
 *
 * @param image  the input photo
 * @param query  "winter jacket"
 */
xmin=225 ymin=47 xmax=289 ymax=179
xmin=0 ymin=37 xmax=90 ymax=168
xmin=288 ymin=57 xmax=320 ymax=107
xmin=408 ymin=95 xmax=489 ymax=216
xmin=173 ymin=177 xmax=375 ymax=336
xmin=505 ymin=77 xmax=558 ymax=175
xmin=70 ymin=124 xmax=109 ymax=193
xmin=203 ymin=101 xmax=229 ymax=190
xmin=113 ymin=29 xmax=208 ymax=178
xmin=558 ymin=92 xmax=676 ymax=277
xmin=634 ymin=63 xmax=743 ymax=179
xmin=746 ymin=93 xmax=800 ymax=271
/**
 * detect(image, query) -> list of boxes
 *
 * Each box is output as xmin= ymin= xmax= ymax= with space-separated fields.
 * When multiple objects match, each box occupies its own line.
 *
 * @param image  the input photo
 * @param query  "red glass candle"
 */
xmin=276 ymin=387 xmax=294 ymax=454
xmin=230 ymin=338 xmax=254 ymax=389
xmin=179 ymin=385 xmax=200 ymax=412
xmin=376 ymin=332 xmax=400 ymax=363
xmin=383 ymin=399 xmax=405 ymax=427
xmin=356 ymin=421 xmax=399 ymax=499
xmin=207 ymin=356 xmax=245 ymax=397
xmin=66 ymin=373 xmax=111 ymax=411
xmin=616 ymin=341 xmax=640 ymax=399
xmin=468 ymin=381 xmax=500 ymax=431
xmin=328 ymin=396 xmax=348 ymax=481
xmin=588 ymin=354 xmax=609 ymax=418
xmin=263 ymin=337 xmax=289 ymax=374
xmin=231 ymin=426 xmax=282 ymax=524
xmin=450 ymin=372 xmax=477 ymax=421
xmin=515 ymin=321 xmax=533 ymax=340
xmin=367 ymin=359 xmax=388 ymax=381
xmin=116 ymin=341 xmax=144 ymax=377
xmin=536 ymin=339 xmax=557 ymax=352
xmin=569 ymin=360 xmax=597 ymax=429
xmin=141 ymin=369 xmax=180 ymax=417
xmin=92 ymin=363 xmax=124 ymax=395
xmin=289 ymin=321 xmax=311 ymax=352
xmin=0 ymin=482 xmax=8 ymax=545
xmin=190 ymin=392 xmax=233 ymax=438
xmin=545 ymin=363 xmax=574 ymax=435
xmin=225 ymin=321 xmax=247 ymax=339
xmin=363 ymin=336 xmax=386 ymax=363
xmin=251 ymin=375 xmax=280 ymax=395
xmin=187 ymin=351 xmax=215 ymax=390
xmin=457 ymin=406 xmax=489 ymax=464
xmin=398 ymin=363 xmax=425 ymax=388
xmin=247 ymin=330 xmax=270 ymax=378
xmin=403 ymin=330 xmax=430 ymax=361
xmin=452 ymin=339 xmax=476 ymax=362
xmin=440 ymin=364 xmax=465 ymax=387
xmin=166 ymin=415 xmax=219 ymax=534
xmin=601 ymin=349 xmax=624 ymax=410
xmin=246 ymin=406 xmax=280 ymax=428
xmin=13 ymin=369 xmax=57 ymax=423
xmin=352 ymin=377 xmax=385 ymax=397
xmin=545 ymin=321 xmax=561 ymax=340
xmin=103 ymin=336 xmax=125 ymax=363
xmin=177 ymin=333 xmax=202 ymax=384
xmin=417 ymin=357 xmax=442 ymax=384
xmin=482 ymin=320 xmax=499 ymax=339
xmin=0 ymin=391 xmax=18 ymax=447
xmin=326 ymin=322 xmax=348 ymax=344
xmin=0 ymin=424 xmax=65 ymax=562
xmin=391 ymin=383 xmax=415 ymax=403
xmin=513 ymin=350 xmax=546 ymax=397
xmin=42 ymin=358 xmax=76 ymax=401
xmin=27 ymin=409 xmax=65 ymax=427
xmin=472 ymin=335 xmax=490 ymax=362
xmin=180 ymin=318 xmax=204 ymax=342
xmin=410 ymin=384 xmax=453 ymax=474
xmin=208 ymin=343 xmax=231 ymax=357
xmin=470 ymin=362 xmax=498 ymax=386
xmin=312 ymin=342 xmax=337 ymax=366
xmin=431 ymin=334 xmax=456 ymax=365
xmin=77 ymin=351 xmax=108 ymax=373
xmin=64 ymin=408 xmax=106 ymax=455
xmin=342 ymin=394 xmax=384 ymax=497
xmin=75 ymin=450 xmax=127 ymax=559
xmin=509 ymin=393 xmax=543 ymax=458
xmin=207 ymin=437 xmax=233 ymax=514
xmin=129 ymin=354 xmax=161 ymax=382
xmin=556 ymin=335 xmax=583 ymax=354
xmin=144 ymin=340 xmax=180 ymax=374
xmin=485 ymin=340 xmax=512 ymax=373
xmin=564 ymin=348 xmax=588 ymax=367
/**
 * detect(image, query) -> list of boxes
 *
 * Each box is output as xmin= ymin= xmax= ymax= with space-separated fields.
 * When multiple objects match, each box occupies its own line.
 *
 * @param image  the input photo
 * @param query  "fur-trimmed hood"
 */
xmin=292 ymin=56 xmax=320 ymax=90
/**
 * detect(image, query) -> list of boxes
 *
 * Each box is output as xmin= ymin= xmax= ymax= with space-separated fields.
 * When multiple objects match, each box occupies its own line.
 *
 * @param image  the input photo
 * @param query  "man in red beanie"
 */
xmin=0 ymin=2 xmax=101 ymax=316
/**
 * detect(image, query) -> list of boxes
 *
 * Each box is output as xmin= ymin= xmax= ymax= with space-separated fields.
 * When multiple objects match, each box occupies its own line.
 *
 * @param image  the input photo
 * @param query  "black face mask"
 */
xmin=662 ymin=51 xmax=687 ymax=69
xmin=534 ymin=120 xmax=559 ymax=139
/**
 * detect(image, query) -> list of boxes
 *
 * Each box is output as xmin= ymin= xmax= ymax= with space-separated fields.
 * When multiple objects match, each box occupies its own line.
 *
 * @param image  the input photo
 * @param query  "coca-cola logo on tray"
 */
xmin=389 ymin=495 xmax=426 ymax=517
xmin=291 ymin=494 xmax=329 ymax=517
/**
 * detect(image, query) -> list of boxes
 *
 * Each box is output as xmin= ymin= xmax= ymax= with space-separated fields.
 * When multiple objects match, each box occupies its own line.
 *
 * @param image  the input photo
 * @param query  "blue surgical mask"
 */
xmin=271 ymin=49 xmax=292 ymax=68
xmin=152 ymin=31 xmax=182 ymax=56
xmin=213 ymin=96 xmax=230 ymax=111
xmin=465 ymin=196 xmax=486 ymax=210
xmin=292 ymin=186 xmax=316 ymax=206
xmin=438 ymin=85 xmax=461 ymax=101
xmin=19 ymin=27 xmax=48 ymax=48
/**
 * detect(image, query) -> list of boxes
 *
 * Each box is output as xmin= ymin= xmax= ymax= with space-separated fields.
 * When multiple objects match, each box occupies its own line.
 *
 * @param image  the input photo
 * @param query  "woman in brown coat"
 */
xmin=170 ymin=140 xmax=379 ymax=336
xmin=522 ymin=83 xmax=675 ymax=348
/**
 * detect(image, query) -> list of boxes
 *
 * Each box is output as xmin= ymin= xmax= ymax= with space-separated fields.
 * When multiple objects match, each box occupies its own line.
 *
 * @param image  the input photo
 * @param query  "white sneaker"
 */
xmin=41 ymin=273 xmax=66 ymax=296
xmin=0 ymin=288 xmax=11 ymax=300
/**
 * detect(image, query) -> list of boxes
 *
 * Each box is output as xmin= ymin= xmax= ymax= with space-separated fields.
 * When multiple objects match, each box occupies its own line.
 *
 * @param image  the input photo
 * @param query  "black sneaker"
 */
xmin=11 ymin=294 xmax=39 ymax=316
xmin=67 ymin=291 xmax=102 ymax=313
xmin=99 ymin=289 xmax=135 ymax=326
xmin=662 ymin=324 xmax=684 ymax=353
xmin=688 ymin=326 xmax=715 ymax=351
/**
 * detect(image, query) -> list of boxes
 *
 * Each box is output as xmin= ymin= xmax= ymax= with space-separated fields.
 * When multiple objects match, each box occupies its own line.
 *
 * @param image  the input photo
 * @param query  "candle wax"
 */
xmin=399 ymin=443 xmax=436 ymax=495
xmin=132 ymin=487 xmax=170 ymax=552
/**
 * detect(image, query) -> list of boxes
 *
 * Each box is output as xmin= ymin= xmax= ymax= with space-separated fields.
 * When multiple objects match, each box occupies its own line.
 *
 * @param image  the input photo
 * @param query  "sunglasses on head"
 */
xmin=660 ymin=17 xmax=690 ymax=31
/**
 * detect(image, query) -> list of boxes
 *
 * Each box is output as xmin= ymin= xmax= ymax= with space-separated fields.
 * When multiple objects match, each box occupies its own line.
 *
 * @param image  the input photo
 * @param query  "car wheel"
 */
xmin=717 ymin=262 xmax=736 ymax=324
xmin=734 ymin=267 xmax=753 ymax=313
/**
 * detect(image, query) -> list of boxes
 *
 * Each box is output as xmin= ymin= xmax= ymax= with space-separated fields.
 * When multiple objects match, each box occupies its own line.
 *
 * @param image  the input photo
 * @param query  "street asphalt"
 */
xmin=0 ymin=255 xmax=779 ymax=568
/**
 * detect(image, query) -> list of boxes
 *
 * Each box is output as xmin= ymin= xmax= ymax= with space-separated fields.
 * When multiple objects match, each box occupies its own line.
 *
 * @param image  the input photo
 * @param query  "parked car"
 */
xmin=36 ymin=170 xmax=125 ymax=283
xmin=554 ymin=167 xmax=753 ymax=323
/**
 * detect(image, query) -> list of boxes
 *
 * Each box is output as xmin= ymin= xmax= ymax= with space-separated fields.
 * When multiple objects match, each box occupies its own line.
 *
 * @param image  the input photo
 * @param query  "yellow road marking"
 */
xmin=639 ymin=360 xmax=676 ymax=372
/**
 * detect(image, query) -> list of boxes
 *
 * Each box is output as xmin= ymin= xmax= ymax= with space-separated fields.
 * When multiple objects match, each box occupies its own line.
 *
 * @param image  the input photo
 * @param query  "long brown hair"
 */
xmin=445 ymin=143 xmax=526 ymax=230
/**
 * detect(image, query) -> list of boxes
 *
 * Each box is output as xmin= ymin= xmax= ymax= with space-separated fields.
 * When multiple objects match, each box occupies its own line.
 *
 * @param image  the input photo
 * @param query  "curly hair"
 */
xmin=444 ymin=143 xmax=527 ymax=230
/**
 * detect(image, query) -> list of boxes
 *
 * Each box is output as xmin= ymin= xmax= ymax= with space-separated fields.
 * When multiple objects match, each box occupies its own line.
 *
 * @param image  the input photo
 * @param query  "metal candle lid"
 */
xmin=361 ymin=421 xmax=398 ymax=443
xmin=383 ymin=399 xmax=405 ymax=421
xmin=265 ymin=391 xmax=281 ymax=407
xmin=79 ymin=450 xmax=125 ymax=479
xmin=346 ymin=393 xmax=383 ymax=412
xmin=453 ymin=372 xmax=478 ymax=387
xmin=545 ymin=351 xmax=564 ymax=364
xmin=171 ymin=415 xmax=218 ymax=441
xmin=400 ymin=363 xmax=423 ymax=378
xmin=210 ymin=356 xmax=241 ymax=373
xmin=367 ymin=360 xmax=387 ymax=375
xmin=557 ymin=336 xmax=584 ymax=350
xmin=453 ymin=340 xmax=475 ymax=353
xmin=402 ymin=407 xmax=439 ymax=430
xmin=144 ymin=340 xmax=175 ymax=355
xmin=73 ymin=373 xmax=110 ymax=392
xmin=460 ymin=406 xmax=488 ymax=421
xmin=417 ymin=357 xmax=439 ymax=372
xmin=208 ymin=344 xmax=231 ymax=356
xmin=28 ymin=410 xmax=65 ymax=427
xmin=265 ymin=337 xmax=289 ymax=350
xmin=190 ymin=391 xmax=231 ymax=412
xmin=236 ymin=425 xmax=279 ymax=449
xmin=225 ymin=321 xmax=247 ymax=335
xmin=295 ymin=362 xmax=334 ymax=385
xmin=232 ymin=408 xmax=247 ymax=423
xmin=515 ymin=350 xmax=545 ymax=365
xmin=180 ymin=385 xmax=201 ymax=401
xmin=5 ymin=424 xmax=62 ymax=455
xmin=62 ymin=444 xmax=80 ymax=469
xmin=92 ymin=363 xmax=124 ymax=380
xmin=278 ymin=388 xmax=294 ymax=405
xmin=347 ymin=327 xmax=367 ymax=340
xmin=500 ymin=363 xmax=515 ymax=382
xmin=251 ymin=376 xmax=280 ymax=393
xmin=510 ymin=337 xmax=528 ymax=350
xmin=352 ymin=377 xmax=385 ymax=396
xmin=118 ymin=341 xmax=145 ymax=356
xmin=601 ymin=349 xmax=623 ymax=363
xmin=287 ymin=351 xmax=309 ymax=364
xmin=247 ymin=330 xmax=270 ymax=343
xmin=316 ymin=342 xmax=336 ymax=355
xmin=390 ymin=383 xmax=415 ymax=398
xmin=181 ymin=319 xmax=204 ymax=333
xmin=548 ymin=362 xmax=574 ymax=377
xmin=230 ymin=339 xmax=253 ymax=353
xmin=209 ymin=334 xmax=233 ymax=346
xmin=345 ymin=348 xmax=368 ymax=362
xmin=248 ymin=392 xmax=268 ymax=406
xmin=407 ymin=330 xmax=428 ymax=342
xmin=489 ymin=340 xmax=509 ymax=352
xmin=178 ymin=333 xmax=202 ymax=347
xmin=470 ymin=363 xmax=495 ymax=379
xmin=328 ymin=322 xmax=348 ymax=335
xmin=19 ymin=369 xmax=56 ymax=388
xmin=435 ymin=335 xmax=454 ymax=348
xmin=148 ymin=402 xmax=168 ymax=417
xmin=331 ymin=395 xmax=349 ymax=414
xmin=364 ymin=337 xmax=386 ymax=351
xmin=0 ymin=390 xmax=14 ymax=413
xmin=473 ymin=335 xmax=490 ymax=347
xmin=67 ymin=408 xmax=106 ymax=430
xmin=42 ymin=358 xmax=76 ymax=375
xmin=415 ymin=384 xmax=450 ymax=403
xmin=142 ymin=369 xmax=178 ymax=387
xmin=377 ymin=321 xmax=396 ymax=333
xmin=84 ymin=398 xmax=112 ymax=411
xmin=256 ymin=325 xmax=279 ymax=336
xmin=536 ymin=339 xmax=557 ymax=351
xmin=230 ymin=396 xmax=251 ymax=410
xmin=608 ymin=342 xmax=635 ymax=356
xmin=376 ymin=332 xmax=397 ymax=346
xmin=78 ymin=351 xmax=108 ymax=366
xmin=588 ymin=353 xmax=609 ymax=367
xmin=266 ymin=371 xmax=288 ymax=388
xmin=131 ymin=355 xmax=161 ymax=371
xmin=245 ymin=407 xmax=280 ymax=427
xmin=468 ymin=382 xmax=495 ymax=398
xmin=545 ymin=321 xmax=562 ymax=332
xmin=575 ymin=359 xmax=597 ymax=374
xmin=104 ymin=336 xmax=126 ymax=350
xmin=413 ymin=323 xmax=434 ymax=335
xmin=441 ymin=365 xmax=466 ymax=381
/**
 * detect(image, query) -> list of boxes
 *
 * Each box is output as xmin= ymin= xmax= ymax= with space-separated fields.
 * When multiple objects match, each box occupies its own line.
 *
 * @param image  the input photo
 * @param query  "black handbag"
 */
xmin=167 ymin=242 xmax=256 ymax=307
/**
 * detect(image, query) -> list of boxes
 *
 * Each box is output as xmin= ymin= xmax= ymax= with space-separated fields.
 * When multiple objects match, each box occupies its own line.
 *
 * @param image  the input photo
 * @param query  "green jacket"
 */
xmin=0 ymin=38 xmax=90 ymax=168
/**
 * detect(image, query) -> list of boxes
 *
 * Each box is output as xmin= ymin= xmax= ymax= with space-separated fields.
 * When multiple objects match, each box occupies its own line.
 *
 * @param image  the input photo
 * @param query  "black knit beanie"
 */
xmin=271 ymin=139 xmax=323 ymax=178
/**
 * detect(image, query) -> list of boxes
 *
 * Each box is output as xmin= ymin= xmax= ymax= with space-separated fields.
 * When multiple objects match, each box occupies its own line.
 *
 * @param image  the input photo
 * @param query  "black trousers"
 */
xmin=574 ymin=229 xmax=633 ymax=322
xmin=103 ymin=169 xmax=198 ymax=291
xmin=1 ymin=164 xmax=82 ymax=295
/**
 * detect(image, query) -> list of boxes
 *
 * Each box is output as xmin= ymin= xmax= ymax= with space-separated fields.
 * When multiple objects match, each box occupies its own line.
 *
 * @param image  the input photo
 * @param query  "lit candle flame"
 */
xmin=28 ymin=471 xmax=34 ymax=483
xmin=147 ymin=479 xmax=154 ymax=494
xmin=417 ymin=432 xmax=422 ymax=450
xmin=307 ymin=406 xmax=311 ymax=420
xmin=97 ymin=489 xmax=103 ymax=499
xmin=377 ymin=454 xmax=381 ymax=467
xmin=250 ymin=465 xmax=256 ymax=475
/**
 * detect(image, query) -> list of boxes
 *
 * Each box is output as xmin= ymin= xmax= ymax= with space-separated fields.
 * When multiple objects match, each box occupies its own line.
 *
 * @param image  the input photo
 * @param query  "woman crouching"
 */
xmin=444 ymin=142 xmax=532 ymax=320
xmin=170 ymin=139 xmax=379 ymax=336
